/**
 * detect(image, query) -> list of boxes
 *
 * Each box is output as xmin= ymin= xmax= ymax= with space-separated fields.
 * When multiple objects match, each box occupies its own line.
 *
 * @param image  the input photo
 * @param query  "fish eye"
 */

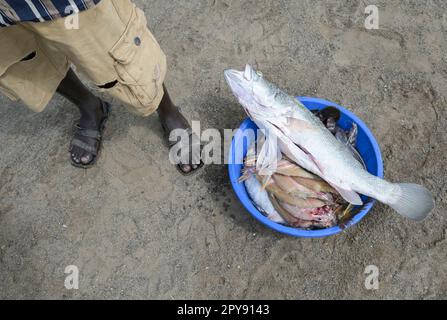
xmin=256 ymin=71 xmax=263 ymax=77
xmin=244 ymin=65 xmax=253 ymax=81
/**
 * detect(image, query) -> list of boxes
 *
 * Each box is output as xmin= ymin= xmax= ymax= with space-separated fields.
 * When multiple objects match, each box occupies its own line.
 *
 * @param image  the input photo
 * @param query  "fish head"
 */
xmin=224 ymin=64 xmax=281 ymax=118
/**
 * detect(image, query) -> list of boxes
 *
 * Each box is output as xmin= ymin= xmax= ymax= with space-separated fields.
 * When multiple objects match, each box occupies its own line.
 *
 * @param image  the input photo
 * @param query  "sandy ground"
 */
xmin=0 ymin=0 xmax=446 ymax=299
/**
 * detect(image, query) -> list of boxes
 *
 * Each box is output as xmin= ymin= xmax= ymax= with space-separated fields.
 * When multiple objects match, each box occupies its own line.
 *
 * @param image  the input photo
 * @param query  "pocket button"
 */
xmin=134 ymin=37 xmax=142 ymax=46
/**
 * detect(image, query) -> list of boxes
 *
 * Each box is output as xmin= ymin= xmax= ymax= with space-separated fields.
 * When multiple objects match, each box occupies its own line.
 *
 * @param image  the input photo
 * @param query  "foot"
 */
xmin=70 ymin=98 xmax=108 ymax=167
xmin=158 ymin=106 xmax=202 ymax=174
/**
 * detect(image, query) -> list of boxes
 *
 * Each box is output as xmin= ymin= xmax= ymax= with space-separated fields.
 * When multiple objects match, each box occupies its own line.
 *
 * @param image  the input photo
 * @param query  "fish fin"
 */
xmin=260 ymin=175 xmax=272 ymax=191
xmin=328 ymin=183 xmax=363 ymax=206
xmin=348 ymin=123 xmax=358 ymax=146
xmin=238 ymin=169 xmax=253 ymax=183
xmin=348 ymin=145 xmax=367 ymax=169
xmin=387 ymin=183 xmax=434 ymax=221
xmin=279 ymin=140 xmax=323 ymax=176
xmin=305 ymin=151 xmax=325 ymax=175
xmin=256 ymin=132 xmax=281 ymax=175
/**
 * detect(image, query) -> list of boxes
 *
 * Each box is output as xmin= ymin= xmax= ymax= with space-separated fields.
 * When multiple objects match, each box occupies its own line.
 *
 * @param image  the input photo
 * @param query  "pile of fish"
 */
xmin=240 ymin=108 xmax=361 ymax=229
xmin=225 ymin=64 xmax=434 ymax=226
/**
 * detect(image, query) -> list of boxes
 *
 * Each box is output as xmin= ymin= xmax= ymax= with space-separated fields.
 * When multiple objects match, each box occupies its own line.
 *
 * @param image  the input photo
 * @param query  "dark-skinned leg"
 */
xmin=157 ymin=85 xmax=200 ymax=174
xmin=56 ymin=68 xmax=105 ymax=165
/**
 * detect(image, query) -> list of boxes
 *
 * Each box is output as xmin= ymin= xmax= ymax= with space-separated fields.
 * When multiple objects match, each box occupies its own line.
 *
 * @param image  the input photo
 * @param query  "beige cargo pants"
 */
xmin=0 ymin=0 xmax=167 ymax=117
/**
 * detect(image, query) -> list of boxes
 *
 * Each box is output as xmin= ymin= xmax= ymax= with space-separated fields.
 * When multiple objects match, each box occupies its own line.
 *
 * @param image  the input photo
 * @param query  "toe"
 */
xmin=81 ymin=153 xmax=93 ymax=165
xmin=71 ymin=147 xmax=85 ymax=165
xmin=180 ymin=164 xmax=192 ymax=173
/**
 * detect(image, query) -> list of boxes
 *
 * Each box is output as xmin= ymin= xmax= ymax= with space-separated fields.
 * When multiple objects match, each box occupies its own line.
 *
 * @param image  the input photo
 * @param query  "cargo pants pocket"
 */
xmin=107 ymin=5 xmax=167 ymax=116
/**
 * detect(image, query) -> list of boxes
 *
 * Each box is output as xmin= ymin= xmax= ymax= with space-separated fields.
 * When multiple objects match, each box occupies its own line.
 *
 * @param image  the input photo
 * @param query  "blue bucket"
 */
xmin=228 ymin=97 xmax=384 ymax=238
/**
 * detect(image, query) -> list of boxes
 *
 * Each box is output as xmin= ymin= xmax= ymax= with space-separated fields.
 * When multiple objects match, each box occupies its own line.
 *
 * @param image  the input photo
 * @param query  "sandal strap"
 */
xmin=74 ymin=126 xmax=102 ymax=139
xmin=71 ymin=138 xmax=98 ymax=155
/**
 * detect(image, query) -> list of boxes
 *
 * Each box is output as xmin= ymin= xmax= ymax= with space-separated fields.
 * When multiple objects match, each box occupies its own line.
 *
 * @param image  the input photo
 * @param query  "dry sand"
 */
xmin=0 ymin=0 xmax=446 ymax=299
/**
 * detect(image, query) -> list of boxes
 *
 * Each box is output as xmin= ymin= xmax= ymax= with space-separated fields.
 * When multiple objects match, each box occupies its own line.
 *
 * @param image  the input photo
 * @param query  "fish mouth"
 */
xmin=224 ymin=69 xmax=243 ymax=85
xmin=224 ymin=69 xmax=248 ymax=97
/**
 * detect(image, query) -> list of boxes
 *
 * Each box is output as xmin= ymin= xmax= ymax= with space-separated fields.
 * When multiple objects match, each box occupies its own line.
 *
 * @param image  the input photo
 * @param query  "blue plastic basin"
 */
xmin=228 ymin=97 xmax=384 ymax=238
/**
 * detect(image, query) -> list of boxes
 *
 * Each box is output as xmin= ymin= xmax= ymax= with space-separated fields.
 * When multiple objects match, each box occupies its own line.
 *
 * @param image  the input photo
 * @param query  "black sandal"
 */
xmin=69 ymin=101 xmax=111 ymax=169
xmin=161 ymin=121 xmax=204 ymax=176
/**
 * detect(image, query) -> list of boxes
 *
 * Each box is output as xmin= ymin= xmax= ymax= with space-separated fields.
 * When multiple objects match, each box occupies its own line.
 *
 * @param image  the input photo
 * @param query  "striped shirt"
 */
xmin=0 ymin=0 xmax=102 ymax=27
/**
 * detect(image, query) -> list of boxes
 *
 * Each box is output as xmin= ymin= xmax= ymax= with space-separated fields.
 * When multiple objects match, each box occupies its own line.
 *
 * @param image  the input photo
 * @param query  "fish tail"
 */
xmin=386 ymin=183 xmax=435 ymax=221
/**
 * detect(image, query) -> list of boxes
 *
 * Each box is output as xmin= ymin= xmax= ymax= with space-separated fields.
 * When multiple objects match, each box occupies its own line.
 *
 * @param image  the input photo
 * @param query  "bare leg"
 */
xmin=57 ymin=69 xmax=106 ymax=165
xmin=157 ymin=85 xmax=200 ymax=174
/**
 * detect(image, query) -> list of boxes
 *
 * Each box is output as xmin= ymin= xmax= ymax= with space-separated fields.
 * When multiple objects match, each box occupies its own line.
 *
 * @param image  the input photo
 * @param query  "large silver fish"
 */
xmin=244 ymin=175 xmax=286 ymax=224
xmin=225 ymin=65 xmax=434 ymax=221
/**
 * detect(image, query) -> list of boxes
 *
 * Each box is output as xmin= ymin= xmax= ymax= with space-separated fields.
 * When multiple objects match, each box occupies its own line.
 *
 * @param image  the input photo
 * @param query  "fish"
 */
xmin=313 ymin=107 xmax=341 ymax=124
xmin=275 ymin=158 xmax=320 ymax=179
xmin=225 ymin=64 xmax=435 ymax=221
xmin=269 ymin=194 xmax=303 ymax=226
xmin=269 ymin=194 xmax=335 ymax=229
xmin=254 ymin=173 xmax=327 ymax=206
xmin=244 ymin=175 xmax=285 ymax=224
xmin=335 ymin=125 xmax=366 ymax=169
xmin=279 ymin=195 xmax=327 ymax=209
xmin=292 ymin=176 xmax=336 ymax=194
xmin=247 ymin=156 xmax=319 ymax=179
xmin=273 ymin=174 xmax=326 ymax=200
xmin=326 ymin=117 xmax=337 ymax=134
xmin=347 ymin=123 xmax=358 ymax=146
xmin=279 ymin=201 xmax=337 ymax=226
